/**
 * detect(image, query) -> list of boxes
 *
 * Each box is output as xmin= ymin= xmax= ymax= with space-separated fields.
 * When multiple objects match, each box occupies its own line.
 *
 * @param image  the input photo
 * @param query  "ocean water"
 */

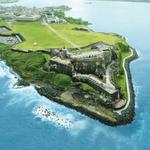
xmin=0 ymin=0 xmax=150 ymax=149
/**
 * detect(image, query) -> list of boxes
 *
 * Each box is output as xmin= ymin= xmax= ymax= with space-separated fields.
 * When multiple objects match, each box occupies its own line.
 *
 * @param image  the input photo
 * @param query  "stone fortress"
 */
xmin=46 ymin=43 xmax=126 ymax=110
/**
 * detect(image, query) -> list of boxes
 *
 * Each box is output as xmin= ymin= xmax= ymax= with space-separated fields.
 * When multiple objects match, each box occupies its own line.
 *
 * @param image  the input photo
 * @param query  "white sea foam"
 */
xmin=0 ymin=61 xmax=18 ymax=88
xmin=90 ymin=125 xmax=129 ymax=145
xmin=1 ymin=61 xmax=88 ymax=134
xmin=0 ymin=61 xmax=8 ymax=78
xmin=32 ymin=105 xmax=74 ymax=129
xmin=134 ymin=85 xmax=141 ymax=109
xmin=63 ymin=112 xmax=88 ymax=134
xmin=0 ymin=67 xmax=6 ymax=78
xmin=70 ymin=119 xmax=88 ymax=135
xmin=32 ymin=104 xmax=89 ymax=134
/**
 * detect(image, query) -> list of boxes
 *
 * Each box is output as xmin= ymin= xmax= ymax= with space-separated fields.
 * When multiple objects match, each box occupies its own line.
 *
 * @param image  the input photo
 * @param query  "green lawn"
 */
xmin=11 ymin=22 xmax=71 ymax=50
xmin=0 ymin=21 xmax=125 ymax=50
xmin=115 ymin=45 xmax=132 ymax=99
xmin=80 ymin=83 xmax=97 ymax=93
xmin=0 ymin=44 xmax=72 ymax=89
xmin=120 ymin=50 xmax=132 ymax=98
xmin=51 ymin=24 xmax=124 ymax=47
xmin=0 ymin=20 xmax=9 ymax=26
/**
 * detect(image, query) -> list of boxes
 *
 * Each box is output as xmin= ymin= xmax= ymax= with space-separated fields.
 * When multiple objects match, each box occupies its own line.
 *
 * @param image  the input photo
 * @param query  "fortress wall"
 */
xmin=73 ymin=75 xmax=118 ymax=100
xmin=49 ymin=60 xmax=73 ymax=76
xmin=72 ymin=60 xmax=97 ymax=74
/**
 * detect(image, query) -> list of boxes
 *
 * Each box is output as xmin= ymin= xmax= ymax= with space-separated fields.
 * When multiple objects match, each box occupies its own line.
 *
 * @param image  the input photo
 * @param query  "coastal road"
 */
xmin=114 ymin=48 xmax=134 ymax=114
xmin=42 ymin=19 xmax=81 ymax=50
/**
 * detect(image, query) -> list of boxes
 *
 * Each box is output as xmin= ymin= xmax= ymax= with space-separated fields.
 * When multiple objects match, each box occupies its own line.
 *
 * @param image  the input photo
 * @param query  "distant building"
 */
xmin=16 ymin=15 xmax=41 ymax=22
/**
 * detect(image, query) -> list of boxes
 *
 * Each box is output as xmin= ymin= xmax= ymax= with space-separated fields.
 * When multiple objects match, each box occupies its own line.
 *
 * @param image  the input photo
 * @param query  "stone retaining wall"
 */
xmin=11 ymin=41 xmax=112 ymax=53
xmin=116 ymin=48 xmax=138 ymax=123
xmin=0 ymin=26 xmax=11 ymax=32
xmin=0 ymin=26 xmax=24 ymax=45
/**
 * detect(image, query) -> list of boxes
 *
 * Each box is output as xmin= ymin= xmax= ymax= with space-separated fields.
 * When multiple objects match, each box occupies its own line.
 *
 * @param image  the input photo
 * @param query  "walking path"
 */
xmin=43 ymin=19 xmax=81 ymax=50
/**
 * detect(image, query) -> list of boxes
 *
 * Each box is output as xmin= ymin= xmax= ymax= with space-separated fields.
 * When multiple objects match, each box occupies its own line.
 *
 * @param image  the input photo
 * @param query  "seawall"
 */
xmin=115 ymin=47 xmax=138 ymax=124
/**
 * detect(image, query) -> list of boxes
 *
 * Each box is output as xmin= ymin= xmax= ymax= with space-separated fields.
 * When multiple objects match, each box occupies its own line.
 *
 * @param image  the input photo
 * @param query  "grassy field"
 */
xmin=114 ymin=43 xmax=131 ymax=98
xmin=51 ymin=24 xmax=125 ymax=46
xmin=0 ymin=44 xmax=72 ymax=90
xmin=11 ymin=22 xmax=71 ymax=50
xmin=0 ymin=20 xmax=9 ymax=26
xmin=0 ymin=21 xmax=125 ymax=50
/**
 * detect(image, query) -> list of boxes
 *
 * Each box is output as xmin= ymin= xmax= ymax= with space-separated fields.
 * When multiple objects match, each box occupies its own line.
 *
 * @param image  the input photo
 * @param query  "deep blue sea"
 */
xmin=0 ymin=0 xmax=150 ymax=149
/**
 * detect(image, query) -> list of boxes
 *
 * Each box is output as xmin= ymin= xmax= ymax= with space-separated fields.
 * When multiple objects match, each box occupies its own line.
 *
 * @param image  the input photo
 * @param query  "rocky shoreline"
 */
xmin=35 ymin=86 xmax=118 ymax=126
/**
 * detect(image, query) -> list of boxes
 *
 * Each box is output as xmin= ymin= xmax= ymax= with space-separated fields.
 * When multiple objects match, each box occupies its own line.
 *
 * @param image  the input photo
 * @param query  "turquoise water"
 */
xmin=0 ymin=0 xmax=150 ymax=149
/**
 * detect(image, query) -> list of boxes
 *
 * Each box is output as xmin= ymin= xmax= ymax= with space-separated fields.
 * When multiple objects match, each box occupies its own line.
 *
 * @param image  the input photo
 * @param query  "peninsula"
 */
xmin=0 ymin=5 xmax=138 ymax=126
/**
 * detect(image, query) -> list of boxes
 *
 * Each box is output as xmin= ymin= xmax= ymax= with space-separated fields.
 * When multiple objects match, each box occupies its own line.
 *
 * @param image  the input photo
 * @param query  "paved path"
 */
xmin=43 ymin=19 xmax=81 ymax=50
xmin=114 ymin=48 xmax=134 ymax=114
